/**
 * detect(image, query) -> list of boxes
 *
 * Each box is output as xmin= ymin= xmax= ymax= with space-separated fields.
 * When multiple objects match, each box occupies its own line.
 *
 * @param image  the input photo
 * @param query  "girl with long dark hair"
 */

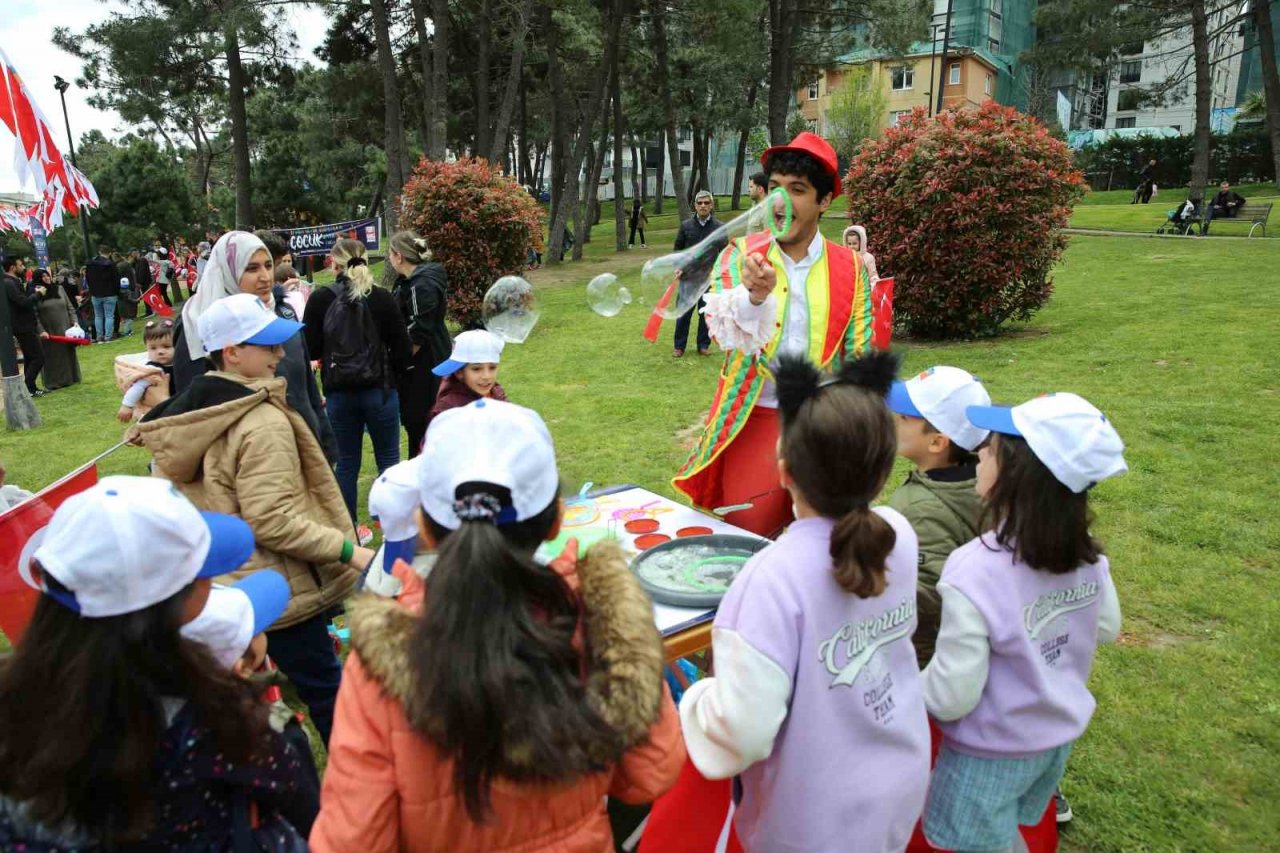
xmin=312 ymin=400 xmax=684 ymax=851
xmin=0 ymin=476 xmax=318 ymax=850
xmin=921 ymin=393 xmax=1125 ymax=852
xmin=679 ymin=352 xmax=932 ymax=853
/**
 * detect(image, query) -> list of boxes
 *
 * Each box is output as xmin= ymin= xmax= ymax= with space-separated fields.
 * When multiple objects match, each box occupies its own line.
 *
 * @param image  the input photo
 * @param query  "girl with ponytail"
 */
xmin=311 ymin=399 xmax=684 ymax=852
xmin=680 ymin=351 xmax=932 ymax=853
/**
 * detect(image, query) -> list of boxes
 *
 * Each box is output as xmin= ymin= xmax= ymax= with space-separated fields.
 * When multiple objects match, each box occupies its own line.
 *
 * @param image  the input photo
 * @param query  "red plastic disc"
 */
xmin=676 ymin=526 xmax=714 ymax=538
xmin=633 ymin=533 xmax=672 ymax=550
xmin=625 ymin=518 xmax=661 ymax=534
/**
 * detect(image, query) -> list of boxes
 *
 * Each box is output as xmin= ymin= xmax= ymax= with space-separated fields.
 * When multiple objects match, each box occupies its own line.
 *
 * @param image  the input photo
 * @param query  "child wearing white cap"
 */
xmin=886 ymin=365 xmax=991 ymax=667
xmin=0 ymin=477 xmax=318 ymax=849
xmin=921 ymin=393 xmax=1126 ymax=852
xmin=312 ymin=399 xmax=684 ymax=850
xmin=363 ymin=454 xmax=434 ymax=598
xmin=138 ymin=292 xmax=372 ymax=747
xmin=429 ymin=329 xmax=509 ymax=422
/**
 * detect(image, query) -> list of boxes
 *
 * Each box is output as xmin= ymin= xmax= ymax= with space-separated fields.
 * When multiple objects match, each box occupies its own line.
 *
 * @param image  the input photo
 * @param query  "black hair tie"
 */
xmin=346 ymin=256 xmax=367 ymax=268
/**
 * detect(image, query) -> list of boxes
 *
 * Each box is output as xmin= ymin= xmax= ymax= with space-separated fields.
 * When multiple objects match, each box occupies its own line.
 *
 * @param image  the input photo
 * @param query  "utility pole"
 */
xmin=936 ymin=0 xmax=955 ymax=116
xmin=53 ymin=76 xmax=92 ymax=262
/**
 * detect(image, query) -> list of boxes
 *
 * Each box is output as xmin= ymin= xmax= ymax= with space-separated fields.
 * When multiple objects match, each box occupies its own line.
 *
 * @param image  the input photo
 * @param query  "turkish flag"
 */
xmin=0 ymin=462 xmax=98 ymax=644
xmin=872 ymin=276 xmax=895 ymax=351
xmin=142 ymin=284 xmax=174 ymax=317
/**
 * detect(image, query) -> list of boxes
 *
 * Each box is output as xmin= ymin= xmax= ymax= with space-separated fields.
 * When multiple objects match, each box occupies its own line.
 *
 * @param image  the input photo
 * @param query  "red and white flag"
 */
xmin=871 ymin=276 xmax=895 ymax=351
xmin=142 ymin=284 xmax=174 ymax=317
xmin=0 ymin=462 xmax=98 ymax=644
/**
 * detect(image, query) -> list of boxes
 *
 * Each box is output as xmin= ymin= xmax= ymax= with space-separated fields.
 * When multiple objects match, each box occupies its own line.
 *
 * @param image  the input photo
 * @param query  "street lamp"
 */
xmin=53 ymin=75 xmax=93 ymax=264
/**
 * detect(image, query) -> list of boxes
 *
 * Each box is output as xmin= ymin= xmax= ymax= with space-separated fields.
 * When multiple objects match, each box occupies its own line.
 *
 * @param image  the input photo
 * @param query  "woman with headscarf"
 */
xmin=172 ymin=230 xmax=337 ymax=462
xmin=36 ymin=268 xmax=82 ymax=390
xmin=843 ymin=224 xmax=880 ymax=284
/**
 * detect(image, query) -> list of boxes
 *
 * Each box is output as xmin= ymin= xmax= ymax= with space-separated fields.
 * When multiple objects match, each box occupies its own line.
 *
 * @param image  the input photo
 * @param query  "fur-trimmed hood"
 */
xmin=346 ymin=539 xmax=665 ymax=780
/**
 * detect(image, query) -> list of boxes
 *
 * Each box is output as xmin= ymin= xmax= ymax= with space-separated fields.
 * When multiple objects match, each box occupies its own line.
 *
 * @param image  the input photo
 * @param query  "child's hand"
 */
xmin=116 ymin=406 xmax=134 ymax=423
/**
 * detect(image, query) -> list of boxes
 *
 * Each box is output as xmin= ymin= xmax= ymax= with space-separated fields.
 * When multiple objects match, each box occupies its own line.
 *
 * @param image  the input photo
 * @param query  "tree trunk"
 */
xmin=545 ymin=6 xmax=569 ymax=261
xmin=591 ymin=106 xmax=610 ymax=227
xmin=654 ymin=129 xmax=666 ymax=213
xmin=578 ymin=136 xmax=598 ymax=248
xmin=489 ymin=0 xmax=534 ymax=163
xmin=518 ymin=80 xmax=532 ymax=184
xmin=688 ymin=124 xmax=702 ymax=204
xmin=731 ymin=125 xmax=749 ymax=210
xmin=767 ymin=0 xmax=798 ymax=144
xmin=1188 ymin=0 xmax=1212 ymax=198
xmin=1253 ymin=0 xmax=1280 ymax=186
xmin=429 ymin=0 xmax=450 ymax=160
xmin=652 ymin=0 xmax=691 ymax=221
xmin=475 ymin=0 xmax=492 ymax=157
xmin=411 ymin=0 xmax=434 ymax=152
xmin=371 ymin=0 xmax=409 ymax=237
xmin=613 ymin=62 xmax=628 ymax=251
xmin=549 ymin=0 xmax=621 ymax=263
xmin=223 ymin=22 xmax=254 ymax=229
xmin=631 ymin=139 xmax=644 ymax=202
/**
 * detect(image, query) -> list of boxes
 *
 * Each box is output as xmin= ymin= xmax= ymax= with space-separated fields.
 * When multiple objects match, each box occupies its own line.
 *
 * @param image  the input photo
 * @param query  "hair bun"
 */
xmin=835 ymin=350 xmax=900 ymax=398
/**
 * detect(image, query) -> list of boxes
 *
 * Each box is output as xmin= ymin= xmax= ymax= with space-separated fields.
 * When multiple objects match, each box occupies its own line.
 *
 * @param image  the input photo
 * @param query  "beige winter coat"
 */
xmin=137 ymin=372 xmax=359 ymax=628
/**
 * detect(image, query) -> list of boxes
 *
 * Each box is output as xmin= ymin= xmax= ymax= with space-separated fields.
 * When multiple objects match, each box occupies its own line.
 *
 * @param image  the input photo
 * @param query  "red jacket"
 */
xmin=310 ymin=540 xmax=685 ymax=852
xmin=430 ymin=373 xmax=508 ymax=419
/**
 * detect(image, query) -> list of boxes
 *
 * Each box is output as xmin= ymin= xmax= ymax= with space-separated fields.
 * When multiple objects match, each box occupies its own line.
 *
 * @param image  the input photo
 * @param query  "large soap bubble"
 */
xmin=482 ymin=276 xmax=539 ymax=343
xmin=635 ymin=188 xmax=793 ymax=321
xmin=586 ymin=273 xmax=632 ymax=317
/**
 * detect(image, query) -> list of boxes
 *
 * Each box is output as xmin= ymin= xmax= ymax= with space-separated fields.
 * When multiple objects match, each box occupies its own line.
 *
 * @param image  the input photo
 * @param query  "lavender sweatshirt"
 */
xmin=925 ymin=534 xmax=1121 ymax=759
xmin=681 ymin=510 xmax=931 ymax=853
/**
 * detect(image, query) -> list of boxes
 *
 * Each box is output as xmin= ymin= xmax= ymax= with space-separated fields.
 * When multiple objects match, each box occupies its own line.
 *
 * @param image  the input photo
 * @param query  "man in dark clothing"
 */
xmin=114 ymin=252 xmax=137 ymax=336
xmin=85 ymin=246 xmax=119 ymax=342
xmin=1133 ymin=159 xmax=1157 ymax=204
xmin=132 ymin=249 xmax=154 ymax=316
xmin=672 ymin=190 xmax=726 ymax=357
xmin=4 ymin=256 xmax=48 ymax=395
xmin=1204 ymin=181 xmax=1246 ymax=234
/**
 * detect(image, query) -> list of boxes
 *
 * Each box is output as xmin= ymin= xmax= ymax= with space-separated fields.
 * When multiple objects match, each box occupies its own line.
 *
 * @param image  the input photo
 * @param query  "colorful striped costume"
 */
xmin=673 ymin=230 xmax=873 ymax=514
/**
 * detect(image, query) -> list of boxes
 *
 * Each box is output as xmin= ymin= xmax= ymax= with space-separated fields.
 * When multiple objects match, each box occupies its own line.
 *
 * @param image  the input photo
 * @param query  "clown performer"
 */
xmin=673 ymin=132 xmax=875 ymax=537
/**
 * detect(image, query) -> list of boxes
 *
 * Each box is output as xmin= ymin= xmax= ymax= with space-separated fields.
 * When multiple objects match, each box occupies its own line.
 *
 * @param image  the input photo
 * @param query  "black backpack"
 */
xmin=322 ymin=279 xmax=385 ymax=389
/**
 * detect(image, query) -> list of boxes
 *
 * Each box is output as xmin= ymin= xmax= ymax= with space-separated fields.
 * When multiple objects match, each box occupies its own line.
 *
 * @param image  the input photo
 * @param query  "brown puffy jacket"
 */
xmin=137 ymin=372 xmax=359 ymax=628
xmin=310 ymin=539 xmax=686 ymax=852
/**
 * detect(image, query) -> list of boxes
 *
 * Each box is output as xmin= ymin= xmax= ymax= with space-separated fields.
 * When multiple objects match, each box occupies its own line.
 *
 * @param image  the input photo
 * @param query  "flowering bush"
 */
xmin=399 ymin=157 xmax=545 ymax=328
xmin=845 ymin=103 xmax=1085 ymax=339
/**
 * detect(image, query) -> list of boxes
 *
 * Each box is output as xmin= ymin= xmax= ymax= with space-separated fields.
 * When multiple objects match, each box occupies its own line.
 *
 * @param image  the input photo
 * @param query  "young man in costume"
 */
xmin=673 ymin=132 xmax=874 ymax=537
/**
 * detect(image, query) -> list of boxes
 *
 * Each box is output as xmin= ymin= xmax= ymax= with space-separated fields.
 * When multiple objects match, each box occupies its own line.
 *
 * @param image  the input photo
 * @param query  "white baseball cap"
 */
xmin=967 ymin=393 xmax=1127 ymax=493
xmin=369 ymin=455 xmax=424 ymax=570
xmin=198 ymin=292 xmax=303 ymax=353
xmin=887 ymin=366 xmax=992 ymax=451
xmin=180 ymin=571 xmax=291 ymax=669
xmin=432 ymin=329 xmax=504 ymax=376
xmin=419 ymin=399 xmax=559 ymax=530
xmin=31 ymin=476 xmax=255 ymax=617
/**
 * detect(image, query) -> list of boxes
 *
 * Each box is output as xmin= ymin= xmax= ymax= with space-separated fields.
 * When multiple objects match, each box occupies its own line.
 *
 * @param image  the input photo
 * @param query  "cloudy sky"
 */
xmin=0 ymin=0 xmax=332 ymax=194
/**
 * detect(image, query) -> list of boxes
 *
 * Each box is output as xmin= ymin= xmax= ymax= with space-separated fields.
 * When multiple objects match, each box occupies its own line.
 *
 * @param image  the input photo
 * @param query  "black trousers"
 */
xmin=14 ymin=328 xmax=44 ymax=393
xmin=267 ymin=610 xmax=343 ymax=747
xmin=629 ymin=223 xmax=646 ymax=245
xmin=673 ymin=295 xmax=711 ymax=352
xmin=399 ymin=347 xmax=441 ymax=458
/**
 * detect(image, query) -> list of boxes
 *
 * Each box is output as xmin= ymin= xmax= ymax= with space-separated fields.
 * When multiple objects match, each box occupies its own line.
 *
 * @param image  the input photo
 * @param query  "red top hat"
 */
xmin=760 ymin=131 xmax=842 ymax=198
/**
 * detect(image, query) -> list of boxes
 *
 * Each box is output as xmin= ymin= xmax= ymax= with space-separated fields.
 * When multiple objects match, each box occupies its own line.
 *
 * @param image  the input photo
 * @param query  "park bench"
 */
xmin=1201 ymin=201 xmax=1273 ymax=238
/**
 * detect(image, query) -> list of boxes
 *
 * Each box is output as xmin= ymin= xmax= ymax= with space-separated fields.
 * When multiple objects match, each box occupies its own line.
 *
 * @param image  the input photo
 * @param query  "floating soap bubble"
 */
xmin=586 ymin=273 xmax=632 ymax=317
xmin=636 ymin=188 xmax=793 ymax=321
xmin=482 ymin=276 xmax=539 ymax=343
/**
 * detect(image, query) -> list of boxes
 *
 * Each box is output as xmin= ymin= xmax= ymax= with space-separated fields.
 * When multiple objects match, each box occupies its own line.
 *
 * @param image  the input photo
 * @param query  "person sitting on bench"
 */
xmin=1204 ymin=181 xmax=1245 ymax=234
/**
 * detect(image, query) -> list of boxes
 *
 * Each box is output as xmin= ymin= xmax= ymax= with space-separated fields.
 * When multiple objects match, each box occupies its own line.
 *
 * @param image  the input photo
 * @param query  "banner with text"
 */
xmin=29 ymin=218 xmax=48 ymax=269
xmin=273 ymin=217 xmax=381 ymax=258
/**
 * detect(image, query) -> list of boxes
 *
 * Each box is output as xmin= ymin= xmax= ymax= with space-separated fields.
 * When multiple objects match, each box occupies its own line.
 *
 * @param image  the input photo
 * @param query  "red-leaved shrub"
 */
xmin=399 ymin=157 xmax=545 ymax=328
xmin=845 ymin=103 xmax=1085 ymax=339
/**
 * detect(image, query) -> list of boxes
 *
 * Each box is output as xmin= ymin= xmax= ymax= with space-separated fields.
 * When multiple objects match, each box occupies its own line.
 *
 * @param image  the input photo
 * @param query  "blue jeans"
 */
xmin=266 ymin=610 xmax=343 ymax=747
xmin=327 ymin=387 xmax=402 ymax=521
xmin=92 ymin=295 xmax=117 ymax=341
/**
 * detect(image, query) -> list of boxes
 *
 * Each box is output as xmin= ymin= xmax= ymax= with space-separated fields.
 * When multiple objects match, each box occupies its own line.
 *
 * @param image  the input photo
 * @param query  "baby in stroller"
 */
xmin=1157 ymin=197 xmax=1202 ymax=236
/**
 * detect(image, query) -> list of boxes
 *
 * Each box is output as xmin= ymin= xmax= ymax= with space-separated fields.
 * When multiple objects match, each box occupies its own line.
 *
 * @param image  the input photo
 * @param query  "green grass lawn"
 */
xmin=4 ymin=225 xmax=1280 ymax=850
xmin=1077 ymin=181 xmax=1277 ymax=206
xmin=1069 ymin=198 xmax=1279 ymax=236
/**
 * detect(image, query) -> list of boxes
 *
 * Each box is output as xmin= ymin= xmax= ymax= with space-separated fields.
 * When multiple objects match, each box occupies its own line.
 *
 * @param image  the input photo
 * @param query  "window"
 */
xmin=808 ymin=80 xmax=820 ymax=100
xmin=679 ymin=150 xmax=691 ymax=167
xmin=1120 ymin=42 xmax=1143 ymax=57
xmin=1117 ymin=89 xmax=1142 ymax=111
xmin=949 ymin=63 xmax=961 ymax=85
xmin=890 ymin=110 xmax=912 ymax=126
xmin=990 ymin=0 xmax=1002 ymax=14
xmin=891 ymin=66 xmax=914 ymax=91
xmin=1115 ymin=117 xmax=1136 ymax=128
xmin=1119 ymin=61 xmax=1142 ymax=84
xmin=989 ymin=38 xmax=1002 ymax=53
xmin=984 ymin=73 xmax=993 ymax=95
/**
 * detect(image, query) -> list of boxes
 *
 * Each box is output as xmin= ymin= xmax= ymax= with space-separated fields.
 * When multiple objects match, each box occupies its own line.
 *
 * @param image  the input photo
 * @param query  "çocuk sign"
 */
xmin=272 ymin=217 xmax=382 ymax=258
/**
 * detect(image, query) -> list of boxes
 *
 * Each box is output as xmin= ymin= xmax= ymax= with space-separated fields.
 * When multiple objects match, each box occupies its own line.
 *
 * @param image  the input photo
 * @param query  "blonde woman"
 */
xmin=303 ymin=239 xmax=413 ymax=522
